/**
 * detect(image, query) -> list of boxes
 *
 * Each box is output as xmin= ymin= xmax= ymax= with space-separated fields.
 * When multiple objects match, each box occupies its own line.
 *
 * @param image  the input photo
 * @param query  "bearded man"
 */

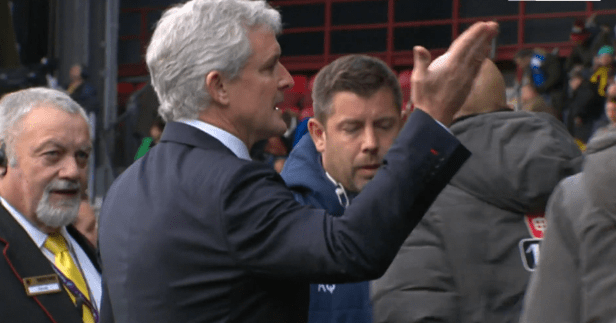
xmin=0 ymin=87 xmax=100 ymax=323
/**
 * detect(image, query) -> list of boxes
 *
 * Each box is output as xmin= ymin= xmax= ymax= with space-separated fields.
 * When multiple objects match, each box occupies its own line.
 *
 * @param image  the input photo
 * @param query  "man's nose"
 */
xmin=361 ymin=127 xmax=379 ymax=153
xmin=279 ymin=63 xmax=294 ymax=91
xmin=58 ymin=157 xmax=81 ymax=180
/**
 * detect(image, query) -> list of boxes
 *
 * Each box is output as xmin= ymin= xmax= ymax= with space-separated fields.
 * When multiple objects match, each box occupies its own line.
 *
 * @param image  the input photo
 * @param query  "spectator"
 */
xmin=566 ymin=17 xmax=612 ymax=73
xmin=149 ymin=116 xmax=166 ymax=145
xmin=590 ymin=83 xmax=616 ymax=137
xmin=521 ymin=124 xmax=616 ymax=323
xmin=0 ymin=87 xmax=100 ymax=322
xmin=281 ymin=54 xmax=403 ymax=323
xmin=590 ymin=45 xmax=615 ymax=98
xmin=520 ymin=83 xmax=560 ymax=119
xmin=578 ymin=124 xmax=616 ymax=322
xmin=371 ymin=59 xmax=582 ymax=323
xmin=66 ymin=64 xmax=98 ymax=116
xmin=97 ymin=0 xmax=497 ymax=321
xmin=564 ymin=66 xmax=604 ymax=142
xmin=73 ymin=193 xmax=98 ymax=248
xmin=514 ymin=48 xmax=564 ymax=114
xmin=606 ymin=83 xmax=616 ymax=125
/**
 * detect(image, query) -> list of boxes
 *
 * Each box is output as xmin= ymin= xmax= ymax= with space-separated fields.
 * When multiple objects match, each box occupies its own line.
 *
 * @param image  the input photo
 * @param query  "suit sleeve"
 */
xmin=370 ymin=210 xmax=458 ymax=323
xmin=219 ymin=109 xmax=470 ymax=283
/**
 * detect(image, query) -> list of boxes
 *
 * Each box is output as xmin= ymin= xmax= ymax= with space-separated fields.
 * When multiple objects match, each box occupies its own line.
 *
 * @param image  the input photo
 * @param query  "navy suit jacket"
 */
xmin=0 ymin=204 xmax=100 ymax=323
xmin=98 ymin=109 xmax=470 ymax=323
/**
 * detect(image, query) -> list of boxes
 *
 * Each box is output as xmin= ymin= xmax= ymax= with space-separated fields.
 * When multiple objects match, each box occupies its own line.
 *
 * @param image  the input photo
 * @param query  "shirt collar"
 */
xmin=0 ymin=196 xmax=71 ymax=249
xmin=177 ymin=119 xmax=251 ymax=161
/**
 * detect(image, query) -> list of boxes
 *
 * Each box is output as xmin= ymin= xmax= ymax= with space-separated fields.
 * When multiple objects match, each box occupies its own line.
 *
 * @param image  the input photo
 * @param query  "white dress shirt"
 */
xmin=178 ymin=119 xmax=251 ymax=160
xmin=0 ymin=197 xmax=102 ymax=310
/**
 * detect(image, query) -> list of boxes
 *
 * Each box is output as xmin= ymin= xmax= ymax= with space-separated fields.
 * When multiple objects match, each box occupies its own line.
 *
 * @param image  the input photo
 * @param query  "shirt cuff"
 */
xmin=431 ymin=117 xmax=453 ymax=134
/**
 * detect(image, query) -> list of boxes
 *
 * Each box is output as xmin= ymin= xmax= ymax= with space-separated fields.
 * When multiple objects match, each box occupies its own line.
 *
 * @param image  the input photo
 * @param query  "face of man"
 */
xmin=69 ymin=65 xmax=82 ymax=83
xmin=514 ymin=57 xmax=530 ymax=70
xmin=598 ymin=53 xmax=614 ymax=67
xmin=606 ymin=85 xmax=616 ymax=124
xmin=569 ymin=77 xmax=583 ymax=92
xmin=224 ymin=26 xmax=294 ymax=148
xmin=0 ymin=106 xmax=91 ymax=233
xmin=310 ymin=87 xmax=402 ymax=193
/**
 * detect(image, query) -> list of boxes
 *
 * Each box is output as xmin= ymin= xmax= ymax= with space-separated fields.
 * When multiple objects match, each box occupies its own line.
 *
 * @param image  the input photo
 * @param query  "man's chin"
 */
xmin=36 ymin=205 xmax=80 ymax=228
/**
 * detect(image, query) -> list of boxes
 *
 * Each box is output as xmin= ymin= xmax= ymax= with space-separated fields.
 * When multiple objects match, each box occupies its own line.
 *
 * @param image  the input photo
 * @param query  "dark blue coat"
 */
xmin=281 ymin=134 xmax=371 ymax=323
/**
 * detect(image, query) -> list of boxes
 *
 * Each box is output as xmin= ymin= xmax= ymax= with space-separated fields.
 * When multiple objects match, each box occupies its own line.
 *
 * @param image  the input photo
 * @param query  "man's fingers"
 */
xmin=448 ymin=22 xmax=499 ymax=65
xmin=412 ymin=46 xmax=431 ymax=80
xmin=463 ymin=22 xmax=499 ymax=66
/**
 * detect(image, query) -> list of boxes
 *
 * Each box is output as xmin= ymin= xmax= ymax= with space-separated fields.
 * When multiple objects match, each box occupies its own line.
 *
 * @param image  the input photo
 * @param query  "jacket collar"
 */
xmin=0 ymin=204 xmax=93 ymax=323
xmin=159 ymin=121 xmax=238 ymax=157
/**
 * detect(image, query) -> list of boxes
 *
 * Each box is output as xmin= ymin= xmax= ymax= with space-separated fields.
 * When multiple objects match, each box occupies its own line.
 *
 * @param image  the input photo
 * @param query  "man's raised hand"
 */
xmin=411 ymin=21 xmax=499 ymax=126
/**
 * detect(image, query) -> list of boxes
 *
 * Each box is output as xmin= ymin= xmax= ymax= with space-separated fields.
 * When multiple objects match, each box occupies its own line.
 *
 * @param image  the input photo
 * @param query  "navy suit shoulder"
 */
xmin=99 ymin=113 xmax=469 ymax=323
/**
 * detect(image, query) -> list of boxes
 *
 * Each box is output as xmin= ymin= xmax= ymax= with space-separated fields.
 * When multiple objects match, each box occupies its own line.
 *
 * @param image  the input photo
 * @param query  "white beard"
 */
xmin=36 ymin=180 xmax=81 ymax=228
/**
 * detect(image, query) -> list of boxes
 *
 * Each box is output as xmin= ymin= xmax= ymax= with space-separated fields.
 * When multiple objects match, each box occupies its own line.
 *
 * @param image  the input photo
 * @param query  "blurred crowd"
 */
xmin=513 ymin=15 xmax=616 ymax=148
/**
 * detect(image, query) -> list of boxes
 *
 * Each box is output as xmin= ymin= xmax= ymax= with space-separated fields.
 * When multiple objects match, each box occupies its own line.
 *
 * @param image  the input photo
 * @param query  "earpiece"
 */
xmin=0 ymin=142 xmax=6 ymax=175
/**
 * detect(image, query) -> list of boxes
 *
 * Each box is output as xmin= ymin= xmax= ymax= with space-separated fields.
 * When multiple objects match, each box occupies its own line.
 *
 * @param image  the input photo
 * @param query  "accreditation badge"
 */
xmin=23 ymin=274 xmax=62 ymax=296
xmin=519 ymin=213 xmax=545 ymax=271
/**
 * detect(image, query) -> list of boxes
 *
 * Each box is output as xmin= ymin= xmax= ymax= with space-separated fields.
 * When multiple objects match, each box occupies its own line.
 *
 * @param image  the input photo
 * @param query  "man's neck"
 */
xmin=198 ymin=108 xmax=257 ymax=150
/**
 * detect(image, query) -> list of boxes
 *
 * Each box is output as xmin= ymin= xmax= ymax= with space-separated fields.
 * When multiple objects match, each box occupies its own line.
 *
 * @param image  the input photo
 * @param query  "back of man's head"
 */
xmin=454 ymin=59 xmax=507 ymax=119
xmin=146 ymin=0 xmax=281 ymax=122
xmin=311 ymin=55 xmax=402 ymax=124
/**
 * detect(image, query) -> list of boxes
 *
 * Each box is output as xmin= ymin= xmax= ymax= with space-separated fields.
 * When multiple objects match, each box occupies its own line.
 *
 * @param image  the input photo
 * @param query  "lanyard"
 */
xmin=51 ymin=262 xmax=100 ymax=322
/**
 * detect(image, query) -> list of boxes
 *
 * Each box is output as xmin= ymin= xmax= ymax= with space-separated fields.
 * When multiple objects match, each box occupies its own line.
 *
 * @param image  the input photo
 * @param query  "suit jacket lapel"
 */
xmin=0 ymin=205 xmax=84 ymax=323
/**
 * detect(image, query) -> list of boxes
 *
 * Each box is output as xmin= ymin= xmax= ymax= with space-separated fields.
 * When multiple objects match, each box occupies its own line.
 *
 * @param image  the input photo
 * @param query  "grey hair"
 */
xmin=0 ymin=87 xmax=90 ymax=167
xmin=146 ymin=0 xmax=282 ymax=122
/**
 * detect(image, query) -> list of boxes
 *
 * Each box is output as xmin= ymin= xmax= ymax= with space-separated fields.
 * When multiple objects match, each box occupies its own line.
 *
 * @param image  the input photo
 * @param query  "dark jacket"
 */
xmin=0 ymin=204 xmax=101 ymax=323
xmin=568 ymin=79 xmax=604 ymax=123
xmin=69 ymin=82 xmax=99 ymax=115
xmin=98 ymin=109 xmax=470 ymax=323
xmin=281 ymin=134 xmax=371 ymax=323
xmin=371 ymin=111 xmax=582 ymax=323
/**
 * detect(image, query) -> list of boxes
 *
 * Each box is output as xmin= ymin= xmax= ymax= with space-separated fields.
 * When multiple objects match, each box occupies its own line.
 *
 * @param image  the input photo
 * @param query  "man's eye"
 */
xmin=377 ymin=121 xmax=394 ymax=130
xmin=77 ymin=151 xmax=90 ymax=161
xmin=45 ymin=151 xmax=59 ymax=157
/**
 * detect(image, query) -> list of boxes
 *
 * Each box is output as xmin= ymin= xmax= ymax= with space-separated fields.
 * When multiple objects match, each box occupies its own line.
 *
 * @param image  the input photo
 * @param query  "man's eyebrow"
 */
xmin=80 ymin=145 xmax=93 ymax=153
xmin=262 ymin=51 xmax=281 ymax=68
xmin=32 ymin=140 xmax=64 ymax=153
xmin=32 ymin=140 xmax=93 ymax=154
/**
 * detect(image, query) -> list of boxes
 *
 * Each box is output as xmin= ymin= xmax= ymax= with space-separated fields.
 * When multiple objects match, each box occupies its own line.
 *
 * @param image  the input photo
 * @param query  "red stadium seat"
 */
xmin=300 ymin=105 xmax=313 ymax=120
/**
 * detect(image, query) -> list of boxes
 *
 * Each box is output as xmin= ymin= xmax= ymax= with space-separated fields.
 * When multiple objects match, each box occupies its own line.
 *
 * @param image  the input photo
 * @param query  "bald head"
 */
xmin=454 ymin=59 xmax=507 ymax=119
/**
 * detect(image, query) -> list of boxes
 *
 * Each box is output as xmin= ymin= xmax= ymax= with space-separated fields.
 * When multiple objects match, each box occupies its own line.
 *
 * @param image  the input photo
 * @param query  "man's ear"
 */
xmin=308 ymin=118 xmax=326 ymax=153
xmin=205 ymin=71 xmax=230 ymax=106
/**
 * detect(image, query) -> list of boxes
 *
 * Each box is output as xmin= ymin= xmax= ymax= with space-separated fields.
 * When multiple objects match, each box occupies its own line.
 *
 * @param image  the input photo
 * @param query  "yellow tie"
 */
xmin=45 ymin=233 xmax=95 ymax=323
